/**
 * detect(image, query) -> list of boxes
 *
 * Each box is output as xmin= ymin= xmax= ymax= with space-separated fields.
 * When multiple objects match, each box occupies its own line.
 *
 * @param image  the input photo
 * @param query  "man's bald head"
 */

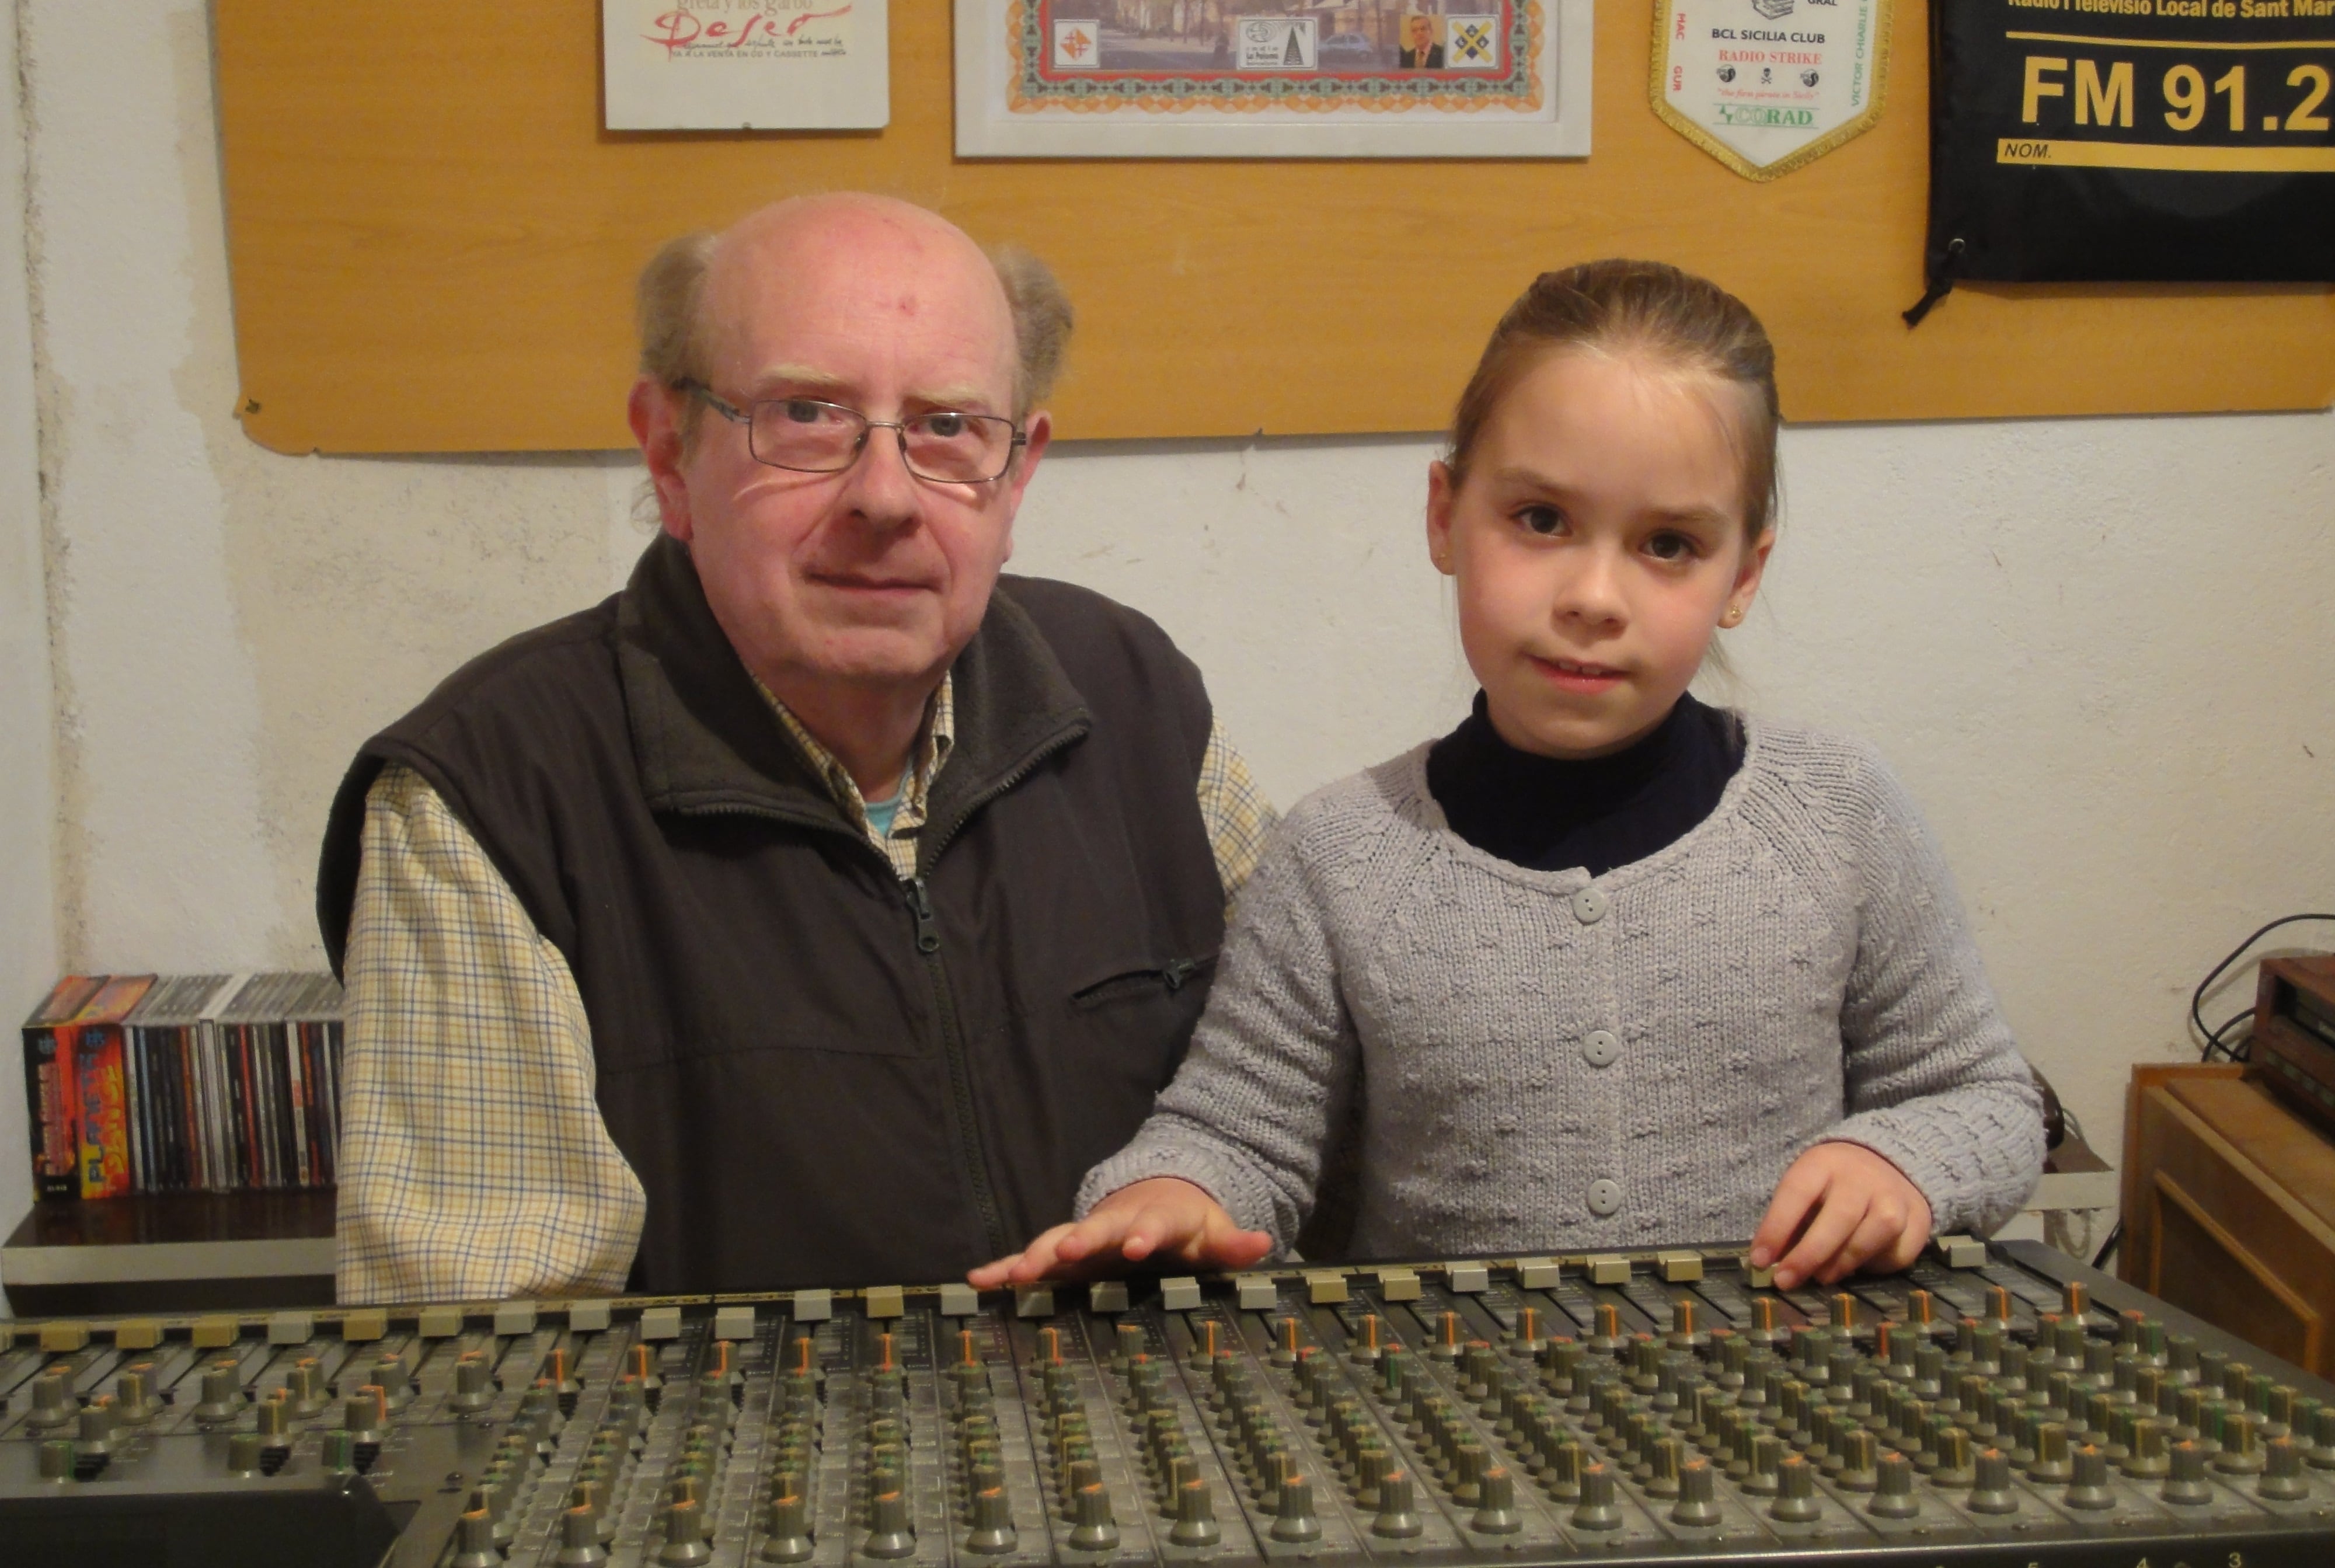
xmin=637 ymin=194 xmax=1072 ymax=439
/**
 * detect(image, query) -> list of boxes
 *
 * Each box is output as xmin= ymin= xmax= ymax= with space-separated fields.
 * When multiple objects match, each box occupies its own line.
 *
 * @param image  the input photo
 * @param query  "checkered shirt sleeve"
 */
xmin=1198 ymin=717 xmax=1276 ymax=910
xmin=336 ymin=762 xmax=646 ymax=1305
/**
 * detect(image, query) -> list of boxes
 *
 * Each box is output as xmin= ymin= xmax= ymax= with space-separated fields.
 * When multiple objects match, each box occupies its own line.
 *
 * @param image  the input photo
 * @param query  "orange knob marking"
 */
xmin=960 ymin=1330 xmax=978 ymax=1368
xmin=879 ymin=1333 xmax=896 ymax=1374
xmin=1201 ymin=1322 xmax=1218 ymax=1360
xmin=1519 ymin=1308 xmax=1539 ymax=1342
xmin=1282 ymin=1318 xmax=1301 ymax=1356
xmin=1361 ymin=1315 xmax=1381 ymax=1351
xmin=794 ymin=1335 xmax=814 ymax=1375
xmin=1441 ymin=1311 xmax=1462 ymax=1349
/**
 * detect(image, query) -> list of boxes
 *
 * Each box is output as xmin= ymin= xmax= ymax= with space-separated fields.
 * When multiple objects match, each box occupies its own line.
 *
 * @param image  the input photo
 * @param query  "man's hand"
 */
xmin=967 ymin=1178 xmax=1273 ymax=1288
xmin=1749 ymin=1142 xmax=1933 ymax=1292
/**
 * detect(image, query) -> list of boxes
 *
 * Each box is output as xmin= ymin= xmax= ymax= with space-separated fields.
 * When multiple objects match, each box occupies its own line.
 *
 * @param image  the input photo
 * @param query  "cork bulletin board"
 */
xmin=213 ymin=0 xmax=2335 ymax=454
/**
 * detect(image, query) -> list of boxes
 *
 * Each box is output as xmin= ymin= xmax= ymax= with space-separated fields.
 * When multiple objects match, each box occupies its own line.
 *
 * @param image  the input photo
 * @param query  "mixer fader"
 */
xmin=2 ymin=1239 xmax=2331 ymax=1566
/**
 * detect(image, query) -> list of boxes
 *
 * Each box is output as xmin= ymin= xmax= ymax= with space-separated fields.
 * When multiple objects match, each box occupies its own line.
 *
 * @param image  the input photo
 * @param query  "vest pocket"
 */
xmin=1069 ymin=954 xmax=1218 ymax=1012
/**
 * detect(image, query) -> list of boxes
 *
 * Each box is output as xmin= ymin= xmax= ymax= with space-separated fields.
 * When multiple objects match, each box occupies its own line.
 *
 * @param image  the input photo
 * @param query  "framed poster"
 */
xmin=954 ymin=0 xmax=1592 ymax=157
xmin=604 ymin=0 xmax=890 ymax=130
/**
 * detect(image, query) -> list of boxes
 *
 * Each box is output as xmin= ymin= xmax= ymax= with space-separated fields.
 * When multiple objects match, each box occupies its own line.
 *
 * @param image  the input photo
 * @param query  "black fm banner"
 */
xmin=1911 ymin=0 xmax=2335 ymax=320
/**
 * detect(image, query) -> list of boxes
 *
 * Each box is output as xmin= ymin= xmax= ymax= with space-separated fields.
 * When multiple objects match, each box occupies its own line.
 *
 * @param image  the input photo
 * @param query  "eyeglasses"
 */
xmin=679 ymin=381 xmax=1027 ymax=485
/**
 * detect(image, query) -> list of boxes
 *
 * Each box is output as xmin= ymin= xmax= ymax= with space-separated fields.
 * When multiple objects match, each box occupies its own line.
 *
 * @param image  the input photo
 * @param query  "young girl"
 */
xmin=973 ymin=261 xmax=2044 ymax=1296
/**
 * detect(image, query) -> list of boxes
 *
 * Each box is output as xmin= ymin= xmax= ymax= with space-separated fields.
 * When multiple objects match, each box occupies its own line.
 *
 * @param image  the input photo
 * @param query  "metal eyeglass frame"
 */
xmin=678 ymin=380 xmax=1027 ymax=485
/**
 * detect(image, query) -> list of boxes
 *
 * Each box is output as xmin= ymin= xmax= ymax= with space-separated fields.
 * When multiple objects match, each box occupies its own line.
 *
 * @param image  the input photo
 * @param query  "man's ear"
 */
xmin=996 ymin=410 xmax=1052 ymax=563
xmin=628 ymin=376 xmax=695 ymax=542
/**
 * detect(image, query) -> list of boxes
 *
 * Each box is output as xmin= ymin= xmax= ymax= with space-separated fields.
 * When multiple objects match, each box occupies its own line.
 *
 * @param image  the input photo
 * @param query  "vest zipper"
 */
xmin=907 ymin=873 xmax=1008 ymax=1258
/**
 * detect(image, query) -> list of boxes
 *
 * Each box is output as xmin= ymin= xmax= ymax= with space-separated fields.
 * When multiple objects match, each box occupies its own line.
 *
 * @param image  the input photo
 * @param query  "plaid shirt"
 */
xmin=336 ymin=675 xmax=1275 ymax=1303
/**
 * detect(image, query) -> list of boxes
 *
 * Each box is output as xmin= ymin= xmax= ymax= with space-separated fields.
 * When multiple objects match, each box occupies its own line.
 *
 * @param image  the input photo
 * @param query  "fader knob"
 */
xmin=556 ymin=1505 xmax=611 ymax=1567
xmin=659 ymin=1498 xmax=713 ymax=1567
xmin=2162 ymin=1441 xmax=2214 ymax=1506
xmin=1967 ymin=1448 xmax=2019 ymax=1514
xmin=193 ymin=1367 xmax=245 ymax=1425
xmin=1068 ymin=1483 xmax=1120 ymax=1552
xmin=451 ymin=1509 xmax=501 ymax=1568
xmin=2065 ymin=1445 xmax=2115 ymax=1509
xmin=1168 ymin=1478 xmax=1219 ymax=1548
xmin=759 ymin=1491 xmax=814 ymax=1564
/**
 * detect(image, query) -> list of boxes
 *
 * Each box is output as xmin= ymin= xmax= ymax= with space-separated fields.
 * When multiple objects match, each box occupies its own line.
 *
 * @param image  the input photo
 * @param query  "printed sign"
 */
xmin=604 ymin=0 xmax=890 ymax=130
xmin=1449 ymin=16 xmax=1503 ymax=68
xmin=1653 ymin=0 xmax=1892 ymax=178
xmin=1911 ymin=0 xmax=2335 ymax=311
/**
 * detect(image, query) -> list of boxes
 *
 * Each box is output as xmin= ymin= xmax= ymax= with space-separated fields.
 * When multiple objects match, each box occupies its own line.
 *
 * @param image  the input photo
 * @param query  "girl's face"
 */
xmin=1427 ymin=347 xmax=1773 ymax=761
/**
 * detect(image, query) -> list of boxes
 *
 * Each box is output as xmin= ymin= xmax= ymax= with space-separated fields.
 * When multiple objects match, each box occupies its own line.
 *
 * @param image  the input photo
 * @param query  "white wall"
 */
xmin=6 ymin=0 xmax=2333 ymax=1238
xmin=1 ymin=0 xmax=58 ymax=1247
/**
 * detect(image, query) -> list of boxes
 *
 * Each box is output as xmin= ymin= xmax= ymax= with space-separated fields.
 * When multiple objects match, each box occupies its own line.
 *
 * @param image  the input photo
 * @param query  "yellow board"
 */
xmin=214 ymin=0 xmax=2335 ymax=454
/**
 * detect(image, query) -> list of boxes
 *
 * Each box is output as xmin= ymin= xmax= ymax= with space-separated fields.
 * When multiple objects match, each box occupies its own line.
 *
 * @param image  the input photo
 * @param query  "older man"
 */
xmin=318 ymin=196 xmax=1269 ymax=1301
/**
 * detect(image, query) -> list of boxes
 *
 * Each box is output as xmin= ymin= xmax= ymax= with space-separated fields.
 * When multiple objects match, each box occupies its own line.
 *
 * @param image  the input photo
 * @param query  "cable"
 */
xmin=2092 ymin=1221 xmax=2121 ymax=1271
xmin=2188 ymin=914 xmax=2335 ymax=1062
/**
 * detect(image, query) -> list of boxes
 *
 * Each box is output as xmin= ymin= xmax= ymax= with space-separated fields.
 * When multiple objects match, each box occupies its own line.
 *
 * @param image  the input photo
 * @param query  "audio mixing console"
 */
xmin=2 ymin=1239 xmax=2331 ymax=1567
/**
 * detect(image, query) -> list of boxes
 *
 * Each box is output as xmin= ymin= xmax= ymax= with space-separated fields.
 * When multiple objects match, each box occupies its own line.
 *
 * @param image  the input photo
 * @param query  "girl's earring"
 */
xmin=1722 ymin=604 xmax=1744 ymax=626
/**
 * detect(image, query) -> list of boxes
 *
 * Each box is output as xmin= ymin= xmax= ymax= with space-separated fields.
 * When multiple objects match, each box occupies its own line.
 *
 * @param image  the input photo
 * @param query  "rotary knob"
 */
xmin=759 ymin=1490 xmax=814 ymax=1564
xmin=2065 ymin=1444 xmax=2116 ymax=1509
xmin=1271 ymin=1473 xmax=1322 ymax=1543
xmin=1967 ymin=1448 xmax=2019 ymax=1514
xmin=658 ymin=1498 xmax=713 ymax=1568
xmin=368 ymin=1354 xmax=412 ymax=1409
xmin=1471 ymin=1465 xmax=1521 ymax=1534
xmin=556 ymin=1504 xmax=609 ymax=1568
xmin=1571 ymin=1463 xmax=1623 ymax=1531
xmin=343 ymin=1387 xmax=387 ymax=1445
xmin=2216 ymin=1411 xmax=2267 ymax=1475
xmin=448 ymin=1354 xmax=497 ymax=1415
xmin=451 ymin=1508 xmax=501 ymax=1568
xmin=286 ymin=1360 xmax=331 ymax=1417
xmin=193 ymin=1365 xmax=246 ymax=1426
xmin=2162 ymin=1440 xmax=2214 ymax=1506
xmin=37 ymin=1438 xmax=75 ymax=1483
xmin=1168 ymin=1477 xmax=1218 ymax=1548
xmin=1067 ymin=1482 xmax=1119 ymax=1552
xmin=1670 ymin=1458 xmax=1723 ymax=1527
xmin=2260 ymin=1436 xmax=2311 ymax=1502
xmin=225 ymin=1430 xmax=266 ymax=1479
xmin=75 ymin=1402 xmax=116 ymax=1463
xmin=1771 ymin=1454 xmax=1824 ymax=1522
xmin=1372 ymin=1468 xmax=1424 ymax=1537
xmin=254 ymin=1394 xmax=290 ymax=1448
xmin=113 ymin=1368 xmax=159 ymax=1426
xmin=1862 ymin=1452 xmax=1915 ymax=1520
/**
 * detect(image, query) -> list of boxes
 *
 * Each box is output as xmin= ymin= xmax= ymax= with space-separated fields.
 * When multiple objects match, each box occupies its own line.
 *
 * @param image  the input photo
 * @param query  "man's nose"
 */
xmin=841 ymin=425 xmax=922 ymax=525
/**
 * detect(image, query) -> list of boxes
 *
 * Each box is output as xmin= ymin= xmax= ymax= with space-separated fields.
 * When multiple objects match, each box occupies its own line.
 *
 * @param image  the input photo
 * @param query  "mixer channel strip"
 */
xmin=1 ymin=1239 xmax=2333 ymax=1566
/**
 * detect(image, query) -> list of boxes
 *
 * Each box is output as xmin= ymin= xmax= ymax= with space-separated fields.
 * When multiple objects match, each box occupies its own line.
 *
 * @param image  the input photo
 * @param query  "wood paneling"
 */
xmin=213 ymin=2 xmax=2335 ymax=454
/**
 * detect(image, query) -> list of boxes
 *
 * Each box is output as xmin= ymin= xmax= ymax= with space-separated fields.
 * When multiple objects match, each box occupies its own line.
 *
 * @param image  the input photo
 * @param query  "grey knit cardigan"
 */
xmin=1078 ymin=718 xmax=2047 ymax=1257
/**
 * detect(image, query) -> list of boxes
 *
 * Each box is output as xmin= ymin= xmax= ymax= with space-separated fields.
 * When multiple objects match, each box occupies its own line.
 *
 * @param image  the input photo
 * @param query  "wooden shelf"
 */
xmin=1 ymin=1191 xmax=335 ymax=1316
xmin=2121 ymin=1064 xmax=2335 ymax=1378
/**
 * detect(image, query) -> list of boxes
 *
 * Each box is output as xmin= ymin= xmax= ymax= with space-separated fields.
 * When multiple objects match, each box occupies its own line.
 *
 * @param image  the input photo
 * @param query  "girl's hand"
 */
xmin=967 ymin=1178 xmax=1273 ymax=1288
xmin=1749 ymin=1142 xmax=1933 ymax=1292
